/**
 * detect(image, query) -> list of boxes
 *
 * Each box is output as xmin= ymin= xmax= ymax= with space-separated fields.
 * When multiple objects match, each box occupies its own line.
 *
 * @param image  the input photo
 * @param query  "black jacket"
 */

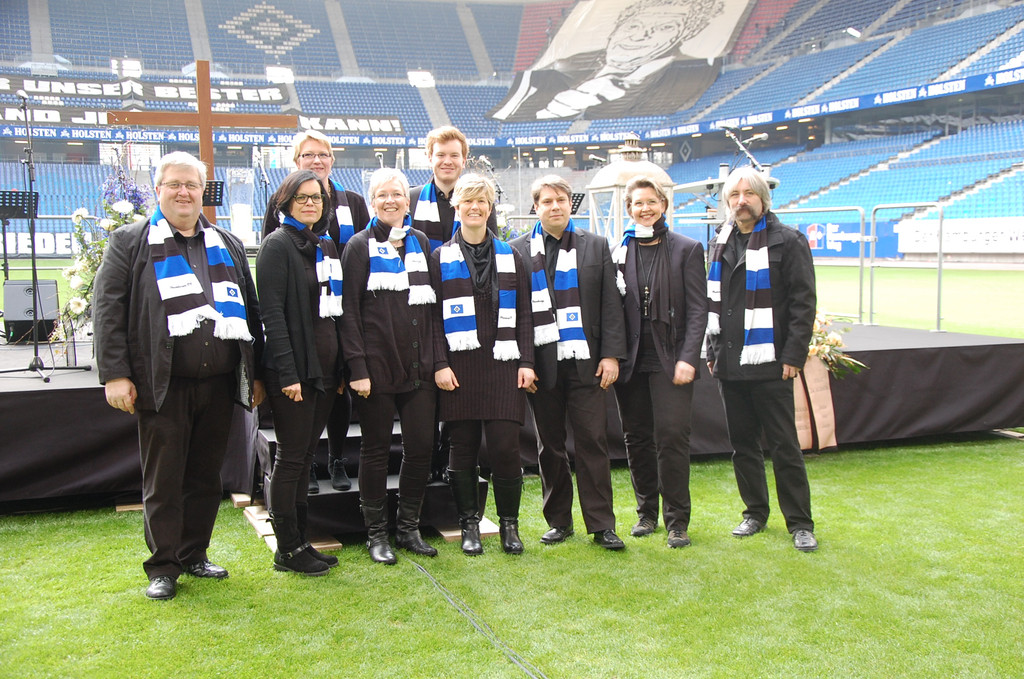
xmin=705 ymin=211 xmax=816 ymax=381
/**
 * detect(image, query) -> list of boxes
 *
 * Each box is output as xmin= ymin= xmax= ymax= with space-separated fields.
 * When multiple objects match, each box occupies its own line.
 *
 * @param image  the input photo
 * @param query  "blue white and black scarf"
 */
xmin=439 ymin=234 xmax=519 ymax=361
xmin=527 ymin=219 xmax=589 ymax=360
xmin=148 ymin=205 xmax=252 ymax=341
xmin=366 ymin=215 xmax=435 ymax=305
xmin=706 ymin=214 xmax=775 ymax=365
xmin=280 ymin=213 xmax=343 ymax=317
xmin=329 ymin=178 xmax=356 ymax=245
xmin=413 ymin=181 xmax=447 ymax=251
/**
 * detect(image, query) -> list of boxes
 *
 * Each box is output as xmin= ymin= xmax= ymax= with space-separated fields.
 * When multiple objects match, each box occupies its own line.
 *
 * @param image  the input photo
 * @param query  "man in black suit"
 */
xmin=511 ymin=175 xmax=627 ymax=550
xmin=705 ymin=166 xmax=818 ymax=552
xmin=94 ymin=151 xmax=265 ymax=599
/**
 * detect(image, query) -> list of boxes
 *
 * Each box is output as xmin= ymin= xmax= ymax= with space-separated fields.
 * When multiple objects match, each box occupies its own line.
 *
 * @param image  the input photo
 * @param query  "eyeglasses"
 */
xmin=292 ymin=193 xmax=325 ymax=204
xmin=161 ymin=181 xmax=202 ymax=192
xmin=298 ymin=152 xmax=333 ymax=161
xmin=373 ymin=191 xmax=406 ymax=202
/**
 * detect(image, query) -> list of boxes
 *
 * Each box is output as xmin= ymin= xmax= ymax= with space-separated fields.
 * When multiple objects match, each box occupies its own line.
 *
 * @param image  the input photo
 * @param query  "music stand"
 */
xmin=0 ymin=94 xmax=91 ymax=382
xmin=0 ymin=190 xmax=37 ymax=282
xmin=528 ymin=193 xmax=588 ymax=215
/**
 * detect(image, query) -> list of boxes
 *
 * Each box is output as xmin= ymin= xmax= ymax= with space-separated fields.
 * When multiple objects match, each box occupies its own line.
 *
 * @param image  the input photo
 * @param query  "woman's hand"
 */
xmin=435 ymin=368 xmax=459 ymax=391
xmin=351 ymin=378 xmax=372 ymax=398
xmin=282 ymin=383 xmax=303 ymax=402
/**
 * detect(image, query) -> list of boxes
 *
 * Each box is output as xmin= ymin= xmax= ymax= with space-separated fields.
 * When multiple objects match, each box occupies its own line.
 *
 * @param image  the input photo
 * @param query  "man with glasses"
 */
xmin=94 ymin=151 xmax=265 ymax=599
xmin=262 ymin=130 xmax=371 ymax=494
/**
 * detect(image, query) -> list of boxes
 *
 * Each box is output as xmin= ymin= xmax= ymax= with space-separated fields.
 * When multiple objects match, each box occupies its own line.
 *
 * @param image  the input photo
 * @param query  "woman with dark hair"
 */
xmin=611 ymin=175 xmax=708 ymax=549
xmin=431 ymin=174 xmax=535 ymax=556
xmin=257 ymin=169 xmax=345 ymax=575
xmin=341 ymin=168 xmax=438 ymax=564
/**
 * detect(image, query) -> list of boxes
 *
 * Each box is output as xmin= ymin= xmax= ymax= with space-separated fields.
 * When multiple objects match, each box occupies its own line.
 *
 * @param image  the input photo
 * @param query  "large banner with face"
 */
xmin=490 ymin=0 xmax=752 ymax=122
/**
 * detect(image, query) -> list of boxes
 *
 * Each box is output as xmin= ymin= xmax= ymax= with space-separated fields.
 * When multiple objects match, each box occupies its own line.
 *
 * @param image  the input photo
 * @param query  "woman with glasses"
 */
xmin=263 ymin=131 xmax=371 ymax=496
xmin=341 ymin=168 xmax=438 ymax=564
xmin=430 ymin=174 xmax=535 ymax=556
xmin=611 ymin=176 xmax=708 ymax=549
xmin=257 ymin=169 xmax=345 ymax=575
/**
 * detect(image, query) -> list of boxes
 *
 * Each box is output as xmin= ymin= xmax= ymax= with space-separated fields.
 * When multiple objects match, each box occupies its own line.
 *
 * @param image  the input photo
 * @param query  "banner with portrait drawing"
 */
xmin=490 ymin=0 xmax=753 ymax=122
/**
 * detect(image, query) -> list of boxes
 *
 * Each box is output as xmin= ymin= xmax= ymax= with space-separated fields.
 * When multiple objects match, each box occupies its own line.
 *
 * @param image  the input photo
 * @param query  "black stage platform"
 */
xmin=2 ymin=327 xmax=1022 ymax=518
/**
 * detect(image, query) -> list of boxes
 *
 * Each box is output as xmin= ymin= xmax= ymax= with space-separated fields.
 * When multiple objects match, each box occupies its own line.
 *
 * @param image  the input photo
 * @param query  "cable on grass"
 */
xmin=412 ymin=560 xmax=550 ymax=679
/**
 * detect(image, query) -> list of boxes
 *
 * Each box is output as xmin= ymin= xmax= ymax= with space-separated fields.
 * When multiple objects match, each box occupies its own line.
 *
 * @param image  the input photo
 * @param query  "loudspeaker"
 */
xmin=3 ymin=279 xmax=59 ymax=344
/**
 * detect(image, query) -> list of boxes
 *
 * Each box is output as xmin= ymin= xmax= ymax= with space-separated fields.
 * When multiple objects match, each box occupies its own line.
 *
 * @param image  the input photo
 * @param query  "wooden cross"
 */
xmin=106 ymin=60 xmax=298 ymax=222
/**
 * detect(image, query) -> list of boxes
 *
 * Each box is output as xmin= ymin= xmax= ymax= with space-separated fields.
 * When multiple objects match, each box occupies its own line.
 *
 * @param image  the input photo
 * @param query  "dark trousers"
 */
xmin=448 ymin=419 xmax=522 ymax=479
xmin=615 ymin=371 xmax=693 ymax=532
xmin=266 ymin=381 xmax=336 ymax=520
xmin=528 ymin=362 xmax=616 ymax=534
xmin=353 ymin=388 xmax=435 ymax=502
xmin=719 ymin=378 xmax=814 ymax=533
xmin=136 ymin=373 xmax=235 ymax=579
xmin=326 ymin=387 xmax=352 ymax=462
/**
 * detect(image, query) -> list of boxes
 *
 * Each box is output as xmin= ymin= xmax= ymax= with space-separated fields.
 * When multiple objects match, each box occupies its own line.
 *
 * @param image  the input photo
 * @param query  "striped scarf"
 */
xmin=706 ymin=214 xmax=775 ymax=365
xmin=280 ymin=213 xmax=343 ymax=317
xmin=412 ymin=180 xmax=447 ymax=252
xmin=527 ymin=220 xmax=590 ymax=361
xmin=365 ymin=215 xmax=435 ymax=305
xmin=148 ymin=206 xmax=252 ymax=341
xmin=329 ymin=179 xmax=355 ymax=245
xmin=612 ymin=219 xmax=655 ymax=296
xmin=439 ymin=234 xmax=519 ymax=361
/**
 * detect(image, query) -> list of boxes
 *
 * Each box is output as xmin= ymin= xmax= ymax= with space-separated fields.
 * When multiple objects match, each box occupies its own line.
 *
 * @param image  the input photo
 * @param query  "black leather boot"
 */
xmin=329 ymin=457 xmax=352 ymax=491
xmin=307 ymin=462 xmax=319 ymax=495
xmin=361 ymin=499 xmax=396 ymax=565
xmin=491 ymin=475 xmax=524 ymax=555
xmin=395 ymin=496 xmax=438 ymax=556
xmin=271 ymin=510 xmax=329 ymax=576
xmin=448 ymin=468 xmax=482 ymax=555
xmin=296 ymin=504 xmax=338 ymax=568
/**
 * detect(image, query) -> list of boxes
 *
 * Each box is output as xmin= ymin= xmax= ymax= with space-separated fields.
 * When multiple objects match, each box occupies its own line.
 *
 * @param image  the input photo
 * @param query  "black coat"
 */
xmin=93 ymin=215 xmax=263 ymax=411
xmin=618 ymin=231 xmax=708 ymax=383
xmin=705 ymin=211 xmax=816 ymax=381
xmin=510 ymin=225 xmax=626 ymax=391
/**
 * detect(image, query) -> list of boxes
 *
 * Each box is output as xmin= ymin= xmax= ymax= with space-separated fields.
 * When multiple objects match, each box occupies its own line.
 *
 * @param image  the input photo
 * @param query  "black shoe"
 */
xmin=630 ymin=516 xmax=656 ymax=537
xmin=184 ymin=560 xmax=229 ymax=579
xmin=667 ymin=529 xmax=691 ymax=548
xmin=593 ymin=529 xmax=625 ymax=550
xmin=540 ymin=525 xmax=574 ymax=544
xmin=274 ymin=544 xmax=330 ymax=576
xmin=499 ymin=518 xmax=524 ymax=555
xmin=308 ymin=463 xmax=319 ymax=495
xmin=397 ymin=530 xmax=439 ymax=557
xmin=732 ymin=517 xmax=765 ymax=537
xmin=793 ymin=529 xmax=818 ymax=552
xmin=329 ymin=458 xmax=352 ymax=491
xmin=307 ymin=545 xmax=339 ymax=567
xmin=145 ymin=576 xmax=177 ymax=600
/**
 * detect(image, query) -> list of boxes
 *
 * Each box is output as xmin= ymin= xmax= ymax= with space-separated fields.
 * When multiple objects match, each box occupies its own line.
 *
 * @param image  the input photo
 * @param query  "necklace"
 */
xmin=637 ymin=240 xmax=658 ymax=318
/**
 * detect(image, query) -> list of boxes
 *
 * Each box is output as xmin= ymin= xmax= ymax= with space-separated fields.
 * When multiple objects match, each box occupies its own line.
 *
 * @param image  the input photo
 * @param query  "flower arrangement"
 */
xmin=809 ymin=312 xmax=867 ymax=379
xmin=51 ymin=165 xmax=153 ymax=342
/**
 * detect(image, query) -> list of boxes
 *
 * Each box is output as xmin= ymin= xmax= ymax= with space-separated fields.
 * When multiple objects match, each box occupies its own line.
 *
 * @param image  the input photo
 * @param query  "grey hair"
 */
xmin=367 ymin=168 xmax=410 ymax=200
xmin=154 ymin=151 xmax=207 ymax=191
xmin=721 ymin=166 xmax=772 ymax=219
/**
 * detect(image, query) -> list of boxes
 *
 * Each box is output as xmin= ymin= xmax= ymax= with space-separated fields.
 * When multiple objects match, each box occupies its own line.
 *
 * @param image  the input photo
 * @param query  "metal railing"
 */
xmin=871 ymin=202 xmax=945 ymax=332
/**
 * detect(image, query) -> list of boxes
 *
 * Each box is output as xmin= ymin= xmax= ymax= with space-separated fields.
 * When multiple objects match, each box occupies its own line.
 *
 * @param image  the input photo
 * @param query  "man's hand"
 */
xmin=595 ymin=357 xmax=619 ymax=390
xmin=673 ymin=361 xmax=696 ymax=385
xmin=782 ymin=363 xmax=802 ymax=380
xmin=105 ymin=377 xmax=137 ymax=414
xmin=351 ymin=378 xmax=372 ymax=398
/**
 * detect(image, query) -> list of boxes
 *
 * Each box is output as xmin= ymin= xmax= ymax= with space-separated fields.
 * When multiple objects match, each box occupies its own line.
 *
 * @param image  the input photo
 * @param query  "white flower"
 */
xmin=71 ymin=208 xmax=89 ymax=225
xmin=99 ymin=218 xmax=115 ymax=231
xmin=68 ymin=275 xmax=84 ymax=290
xmin=133 ymin=213 xmax=147 ymax=222
xmin=111 ymin=200 xmax=134 ymax=215
xmin=68 ymin=297 xmax=88 ymax=315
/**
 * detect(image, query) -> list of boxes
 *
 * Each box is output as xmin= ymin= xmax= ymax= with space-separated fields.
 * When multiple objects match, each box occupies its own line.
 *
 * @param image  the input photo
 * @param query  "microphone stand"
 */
xmin=252 ymin=146 xmax=271 ymax=238
xmin=723 ymin=128 xmax=765 ymax=172
xmin=0 ymin=93 xmax=91 ymax=382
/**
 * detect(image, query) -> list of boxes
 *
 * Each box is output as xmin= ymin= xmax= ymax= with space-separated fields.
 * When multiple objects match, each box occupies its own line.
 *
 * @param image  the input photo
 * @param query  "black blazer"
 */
xmin=93 ymin=215 xmax=263 ymax=411
xmin=511 ymin=225 xmax=626 ymax=391
xmin=618 ymin=231 xmax=708 ymax=383
xmin=704 ymin=211 xmax=817 ymax=381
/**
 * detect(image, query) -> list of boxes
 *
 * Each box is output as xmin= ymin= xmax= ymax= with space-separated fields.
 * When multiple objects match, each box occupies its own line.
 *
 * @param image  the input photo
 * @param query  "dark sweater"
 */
xmin=430 ymin=240 xmax=534 ymax=423
xmin=340 ymin=222 xmax=436 ymax=393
